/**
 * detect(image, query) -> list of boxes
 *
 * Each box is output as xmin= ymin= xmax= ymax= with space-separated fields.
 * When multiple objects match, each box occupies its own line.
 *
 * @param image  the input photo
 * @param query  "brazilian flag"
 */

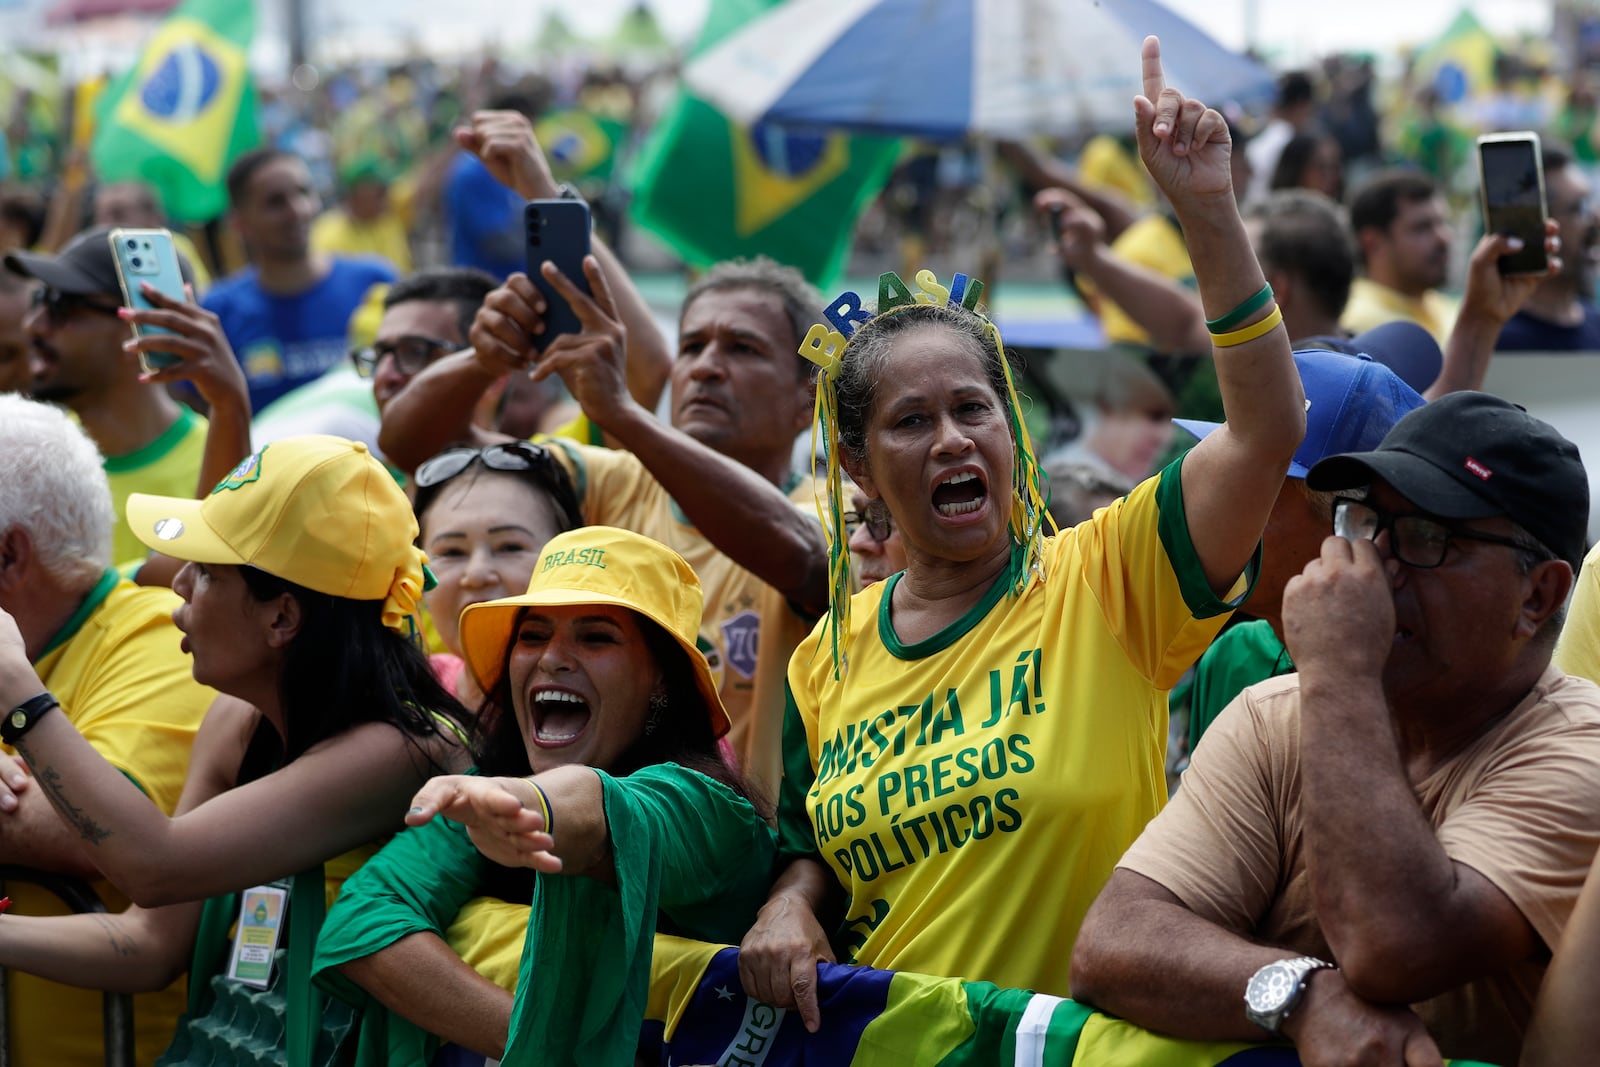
xmin=642 ymin=936 xmax=1505 ymax=1067
xmin=536 ymin=109 xmax=628 ymax=184
xmin=629 ymin=0 xmax=900 ymax=287
xmin=90 ymin=0 xmax=259 ymax=223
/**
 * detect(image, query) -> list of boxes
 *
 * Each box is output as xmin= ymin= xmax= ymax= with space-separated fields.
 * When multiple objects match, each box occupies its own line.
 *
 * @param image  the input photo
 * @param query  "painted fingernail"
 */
xmin=1506 ymin=237 xmax=1525 ymax=250
xmin=407 ymin=806 xmax=425 ymax=815
xmin=117 ymin=307 xmax=132 ymax=319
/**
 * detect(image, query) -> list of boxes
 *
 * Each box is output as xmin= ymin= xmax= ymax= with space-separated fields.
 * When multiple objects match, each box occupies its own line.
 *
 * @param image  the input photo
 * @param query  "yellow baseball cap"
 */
xmin=459 ymin=525 xmax=731 ymax=739
xmin=126 ymin=436 xmax=429 ymax=632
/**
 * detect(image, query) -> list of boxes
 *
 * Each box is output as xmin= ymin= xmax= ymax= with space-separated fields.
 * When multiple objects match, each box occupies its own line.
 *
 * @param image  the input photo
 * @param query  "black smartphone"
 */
xmin=524 ymin=199 xmax=592 ymax=352
xmin=1477 ymin=132 xmax=1548 ymax=275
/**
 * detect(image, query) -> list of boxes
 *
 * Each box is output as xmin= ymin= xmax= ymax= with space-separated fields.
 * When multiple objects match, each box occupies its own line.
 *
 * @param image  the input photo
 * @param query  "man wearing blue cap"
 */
xmin=1073 ymin=393 xmax=1600 ymax=1066
xmin=1177 ymin=348 xmax=1426 ymax=746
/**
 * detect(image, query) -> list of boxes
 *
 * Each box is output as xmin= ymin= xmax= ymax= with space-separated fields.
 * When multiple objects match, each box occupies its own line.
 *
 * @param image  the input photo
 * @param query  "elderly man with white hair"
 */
xmin=0 ymin=394 xmax=214 ymax=1065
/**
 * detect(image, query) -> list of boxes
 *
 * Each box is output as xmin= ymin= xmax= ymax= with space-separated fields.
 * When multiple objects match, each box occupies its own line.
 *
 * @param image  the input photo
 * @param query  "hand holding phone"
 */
xmin=1477 ymin=132 xmax=1549 ymax=276
xmin=524 ymin=199 xmax=592 ymax=353
xmin=108 ymin=228 xmax=190 ymax=371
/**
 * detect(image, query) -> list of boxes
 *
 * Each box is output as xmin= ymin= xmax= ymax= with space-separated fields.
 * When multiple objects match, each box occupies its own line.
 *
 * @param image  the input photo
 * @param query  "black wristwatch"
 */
xmin=1 ymin=692 xmax=59 ymax=746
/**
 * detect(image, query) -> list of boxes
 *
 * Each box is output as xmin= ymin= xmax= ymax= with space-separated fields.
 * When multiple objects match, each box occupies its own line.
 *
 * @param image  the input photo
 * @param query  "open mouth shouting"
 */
xmin=530 ymin=687 xmax=591 ymax=748
xmin=932 ymin=469 xmax=988 ymax=518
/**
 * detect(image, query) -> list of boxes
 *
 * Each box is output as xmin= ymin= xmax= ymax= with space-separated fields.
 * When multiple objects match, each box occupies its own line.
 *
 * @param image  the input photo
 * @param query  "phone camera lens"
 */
xmin=131 ymin=257 xmax=143 ymax=268
xmin=126 ymin=239 xmax=137 ymax=249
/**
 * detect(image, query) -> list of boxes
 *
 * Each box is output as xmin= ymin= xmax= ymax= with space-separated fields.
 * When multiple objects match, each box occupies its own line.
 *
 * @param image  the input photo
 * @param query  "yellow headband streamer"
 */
xmin=797 ymin=270 xmax=1052 ymax=678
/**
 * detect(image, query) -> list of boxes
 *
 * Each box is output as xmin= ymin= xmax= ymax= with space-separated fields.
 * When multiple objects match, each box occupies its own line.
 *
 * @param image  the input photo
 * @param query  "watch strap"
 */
xmin=1 ymin=692 xmax=59 ymax=746
xmin=1245 ymin=955 xmax=1336 ymax=1036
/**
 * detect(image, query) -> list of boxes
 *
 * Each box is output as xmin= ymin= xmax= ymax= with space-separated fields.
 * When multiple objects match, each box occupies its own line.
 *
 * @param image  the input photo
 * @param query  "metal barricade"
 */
xmin=0 ymin=866 xmax=135 ymax=1067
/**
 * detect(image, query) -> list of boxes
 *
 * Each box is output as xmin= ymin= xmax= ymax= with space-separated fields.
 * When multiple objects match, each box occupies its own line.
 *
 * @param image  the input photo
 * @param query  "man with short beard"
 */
xmin=6 ymin=227 xmax=211 ymax=570
xmin=1496 ymin=143 xmax=1600 ymax=350
xmin=1342 ymin=170 xmax=1458 ymax=344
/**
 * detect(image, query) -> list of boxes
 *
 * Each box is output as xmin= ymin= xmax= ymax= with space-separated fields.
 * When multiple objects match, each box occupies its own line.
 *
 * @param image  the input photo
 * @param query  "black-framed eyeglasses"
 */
xmin=1332 ymin=497 xmax=1544 ymax=569
xmin=350 ymin=335 xmax=456 ymax=378
xmin=843 ymin=508 xmax=893 ymax=543
xmin=29 ymin=286 xmax=122 ymax=326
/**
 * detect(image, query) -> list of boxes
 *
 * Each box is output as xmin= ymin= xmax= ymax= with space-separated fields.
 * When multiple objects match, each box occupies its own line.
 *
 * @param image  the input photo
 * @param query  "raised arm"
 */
xmin=1429 ymin=222 xmax=1559 ymax=399
xmin=1133 ymin=37 xmax=1304 ymax=595
xmin=1034 ymin=186 xmax=1209 ymax=354
xmin=481 ymin=259 xmax=829 ymax=615
xmin=122 ymin=283 xmax=253 ymax=496
xmin=378 ymin=110 xmax=670 ymax=474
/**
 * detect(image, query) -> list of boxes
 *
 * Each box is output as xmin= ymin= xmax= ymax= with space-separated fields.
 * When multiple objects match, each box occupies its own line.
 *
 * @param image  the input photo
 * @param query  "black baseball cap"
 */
xmin=1306 ymin=391 xmax=1589 ymax=568
xmin=4 ymin=225 xmax=194 ymax=300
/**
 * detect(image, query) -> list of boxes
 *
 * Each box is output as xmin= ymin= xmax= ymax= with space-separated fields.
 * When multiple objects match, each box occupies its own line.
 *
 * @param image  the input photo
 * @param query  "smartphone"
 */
xmin=1477 ymin=132 xmax=1549 ymax=275
xmin=108 ymin=228 xmax=189 ymax=371
xmin=524 ymin=199 xmax=592 ymax=353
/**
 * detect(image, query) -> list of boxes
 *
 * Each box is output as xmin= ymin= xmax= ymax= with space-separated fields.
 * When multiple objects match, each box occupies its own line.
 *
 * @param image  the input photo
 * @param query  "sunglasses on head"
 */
xmin=414 ymin=441 xmax=582 ymax=534
xmin=350 ymin=335 xmax=456 ymax=378
xmin=29 ymin=286 xmax=122 ymax=326
xmin=415 ymin=442 xmax=562 ymax=490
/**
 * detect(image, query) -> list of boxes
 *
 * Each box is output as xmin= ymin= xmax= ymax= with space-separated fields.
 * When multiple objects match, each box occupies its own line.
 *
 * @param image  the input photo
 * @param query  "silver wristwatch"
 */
xmin=1243 ymin=956 xmax=1336 ymax=1035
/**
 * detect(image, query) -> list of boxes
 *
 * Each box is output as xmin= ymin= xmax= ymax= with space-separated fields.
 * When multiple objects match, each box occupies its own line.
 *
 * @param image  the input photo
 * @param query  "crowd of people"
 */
xmin=0 ymin=25 xmax=1598 ymax=1067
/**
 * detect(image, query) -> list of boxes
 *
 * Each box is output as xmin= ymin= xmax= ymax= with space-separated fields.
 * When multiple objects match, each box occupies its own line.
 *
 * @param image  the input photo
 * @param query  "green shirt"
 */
xmin=315 ymin=763 xmax=775 ymax=1067
xmin=1187 ymin=618 xmax=1293 ymax=750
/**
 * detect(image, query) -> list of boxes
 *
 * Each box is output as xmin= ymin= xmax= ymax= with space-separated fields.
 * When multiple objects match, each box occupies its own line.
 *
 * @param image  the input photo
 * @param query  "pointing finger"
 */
xmin=1141 ymin=36 xmax=1165 ymax=105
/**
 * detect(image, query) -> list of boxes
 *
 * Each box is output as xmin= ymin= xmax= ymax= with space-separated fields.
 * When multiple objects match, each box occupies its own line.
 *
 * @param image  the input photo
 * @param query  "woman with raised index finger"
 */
xmin=737 ymin=35 xmax=1306 ymax=1031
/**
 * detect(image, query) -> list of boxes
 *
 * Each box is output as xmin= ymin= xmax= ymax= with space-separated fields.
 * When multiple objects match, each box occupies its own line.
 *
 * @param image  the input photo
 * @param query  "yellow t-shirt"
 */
xmin=1077 ymin=134 xmax=1156 ymax=209
xmin=12 ymin=572 xmax=215 ymax=1067
xmin=548 ymin=440 xmax=819 ymax=802
xmin=779 ymin=459 xmax=1247 ymax=992
xmin=105 ymin=406 xmax=209 ymax=571
xmin=1340 ymin=276 xmax=1460 ymax=346
xmin=1555 ymin=541 xmax=1600 ymax=686
xmin=171 ymin=231 xmax=213 ymax=294
xmin=1078 ymin=214 xmax=1194 ymax=348
xmin=311 ymin=209 xmax=413 ymax=274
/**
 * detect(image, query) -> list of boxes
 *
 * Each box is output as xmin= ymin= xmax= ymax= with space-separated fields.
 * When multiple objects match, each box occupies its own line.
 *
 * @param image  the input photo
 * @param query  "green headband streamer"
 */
xmin=796 ymin=270 xmax=1054 ymax=678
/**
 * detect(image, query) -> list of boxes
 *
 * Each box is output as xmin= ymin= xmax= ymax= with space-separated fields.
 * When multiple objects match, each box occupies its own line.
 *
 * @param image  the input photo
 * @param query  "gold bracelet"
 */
xmin=523 ymin=776 xmax=554 ymax=833
xmin=1209 ymin=305 xmax=1283 ymax=348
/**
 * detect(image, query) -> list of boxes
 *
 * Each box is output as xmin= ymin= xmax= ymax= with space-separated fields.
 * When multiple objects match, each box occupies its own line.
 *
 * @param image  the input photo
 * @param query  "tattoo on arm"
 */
xmin=35 ymin=768 xmax=111 ymax=846
xmin=89 ymin=912 xmax=139 ymax=958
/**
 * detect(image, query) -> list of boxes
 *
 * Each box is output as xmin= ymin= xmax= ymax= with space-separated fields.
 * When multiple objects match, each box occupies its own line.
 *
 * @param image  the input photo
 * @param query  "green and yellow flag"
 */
xmin=628 ymin=0 xmax=900 ymax=287
xmin=90 ymin=0 xmax=259 ymax=223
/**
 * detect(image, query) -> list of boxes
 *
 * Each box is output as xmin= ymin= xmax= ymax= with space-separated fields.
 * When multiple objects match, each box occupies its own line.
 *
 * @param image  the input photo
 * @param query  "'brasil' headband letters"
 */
xmin=797 ymin=269 xmax=1048 ymax=678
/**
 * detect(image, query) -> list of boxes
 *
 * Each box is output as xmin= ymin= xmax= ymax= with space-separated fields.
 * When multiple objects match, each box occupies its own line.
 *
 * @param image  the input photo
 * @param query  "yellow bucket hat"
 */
xmin=126 ymin=436 xmax=429 ymax=633
xmin=458 ymin=526 xmax=731 ymax=739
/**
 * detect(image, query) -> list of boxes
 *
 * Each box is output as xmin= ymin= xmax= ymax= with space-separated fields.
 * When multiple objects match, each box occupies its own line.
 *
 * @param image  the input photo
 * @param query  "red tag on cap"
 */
xmin=1464 ymin=457 xmax=1493 ymax=480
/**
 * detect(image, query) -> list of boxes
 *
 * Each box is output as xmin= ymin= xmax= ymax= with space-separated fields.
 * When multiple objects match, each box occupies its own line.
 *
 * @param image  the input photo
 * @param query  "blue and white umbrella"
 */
xmin=684 ymin=0 xmax=1274 ymax=141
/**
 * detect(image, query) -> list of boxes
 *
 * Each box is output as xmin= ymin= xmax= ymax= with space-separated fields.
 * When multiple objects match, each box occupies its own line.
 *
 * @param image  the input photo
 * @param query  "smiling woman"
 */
xmin=311 ymin=525 xmax=775 ymax=1067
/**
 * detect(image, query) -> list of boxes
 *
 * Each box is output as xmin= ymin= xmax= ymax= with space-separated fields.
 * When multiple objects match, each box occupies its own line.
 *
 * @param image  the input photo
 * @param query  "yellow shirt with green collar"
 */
xmin=9 ymin=570 xmax=216 ymax=1067
xmin=777 ymin=457 xmax=1252 ymax=993
xmin=546 ymin=438 xmax=819 ymax=802
xmin=1341 ymin=276 xmax=1460 ymax=346
xmin=104 ymin=405 xmax=209 ymax=571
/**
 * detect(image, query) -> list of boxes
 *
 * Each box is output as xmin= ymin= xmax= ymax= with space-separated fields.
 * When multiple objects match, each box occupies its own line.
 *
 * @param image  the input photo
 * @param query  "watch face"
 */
xmin=1244 ymin=961 xmax=1298 ymax=1015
